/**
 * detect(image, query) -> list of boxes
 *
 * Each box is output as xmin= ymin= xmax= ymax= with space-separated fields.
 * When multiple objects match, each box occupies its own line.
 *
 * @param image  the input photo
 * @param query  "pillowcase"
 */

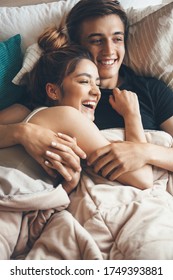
xmin=0 ymin=34 xmax=24 ymax=110
xmin=120 ymin=0 xmax=162 ymax=9
xmin=124 ymin=2 xmax=173 ymax=89
xmin=0 ymin=0 xmax=78 ymax=53
xmin=12 ymin=43 xmax=42 ymax=85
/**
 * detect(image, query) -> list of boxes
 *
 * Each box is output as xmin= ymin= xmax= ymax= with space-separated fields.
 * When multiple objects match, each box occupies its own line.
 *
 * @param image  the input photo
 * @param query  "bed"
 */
xmin=0 ymin=0 xmax=173 ymax=260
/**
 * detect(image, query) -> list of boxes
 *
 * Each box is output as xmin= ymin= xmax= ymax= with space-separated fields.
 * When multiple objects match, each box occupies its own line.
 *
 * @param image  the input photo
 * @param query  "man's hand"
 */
xmin=109 ymin=88 xmax=140 ymax=118
xmin=87 ymin=141 xmax=148 ymax=180
xmin=20 ymin=123 xmax=86 ymax=180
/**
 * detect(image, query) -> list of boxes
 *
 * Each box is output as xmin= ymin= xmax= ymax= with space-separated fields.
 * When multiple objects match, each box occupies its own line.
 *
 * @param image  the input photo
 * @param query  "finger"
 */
xmin=87 ymin=145 xmax=110 ymax=165
xmin=45 ymin=150 xmax=81 ymax=172
xmin=45 ymin=150 xmax=62 ymax=161
xmin=109 ymin=166 xmax=126 ymax=181
xmin=40 ymin=161 xmax=58 ymax=178
xmin=50 ymin=143 xmax=79 ymax=162
xmin=57 ymin=133 xmax=86 ymax=159
xmin=51 ymin=140 xmax=86 ymax=160
xmin=57 ymin=133 xmax=76 ymax=143
xmin=93 ymin=154 xmax=113 ymax=173
xmin=45 ymin=160 xmax=72 ymax=181
xmin=70 ymin=143 xmax=86 ymax=159
xmin=101 ymin=160 xmax=120 ymax=177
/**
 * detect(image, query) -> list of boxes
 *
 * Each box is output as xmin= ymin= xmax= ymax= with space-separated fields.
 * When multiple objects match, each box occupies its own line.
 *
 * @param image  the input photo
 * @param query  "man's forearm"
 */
xmin=0 ymin=123 xmax=25 ymax=148
xmin=146 ymin=143 xmax=173 ymax=172
xmin=125 ymin=114 xmax=146 ymax=143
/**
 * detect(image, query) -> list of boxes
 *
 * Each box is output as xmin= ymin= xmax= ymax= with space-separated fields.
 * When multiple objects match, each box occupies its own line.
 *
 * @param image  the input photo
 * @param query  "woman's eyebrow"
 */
xmin=75 ymin=73 xmax=92 ymax=78
xmin=75 ymin=73 xmax=100 ymax=81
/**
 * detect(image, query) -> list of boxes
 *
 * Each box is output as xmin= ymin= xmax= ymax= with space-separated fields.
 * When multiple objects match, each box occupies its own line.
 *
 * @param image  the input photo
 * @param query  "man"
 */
xmin=1 ymin=0 xmax=173 ymax=180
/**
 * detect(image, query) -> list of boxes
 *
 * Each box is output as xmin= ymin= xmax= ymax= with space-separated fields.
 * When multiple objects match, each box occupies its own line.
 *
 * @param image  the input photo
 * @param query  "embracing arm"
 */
xmin=109 ymin=89 xmax=153 ymax=188
xmin=0 ymin=104 xmax=30 ymax=125
xmin=87 ymin=89 xmax=153 ymax=189
xmin=29 ymin=105 xmax=153 ymax=189
xmin=0 ymin=118 xmax=85 ymax=179
xmin=88 ymin=105 xmax=173 ymax=176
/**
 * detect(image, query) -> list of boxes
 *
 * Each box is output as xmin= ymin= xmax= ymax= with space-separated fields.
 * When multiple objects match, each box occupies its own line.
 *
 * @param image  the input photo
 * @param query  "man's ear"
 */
xmin=46 ymin=83 xmax=61 ymax=101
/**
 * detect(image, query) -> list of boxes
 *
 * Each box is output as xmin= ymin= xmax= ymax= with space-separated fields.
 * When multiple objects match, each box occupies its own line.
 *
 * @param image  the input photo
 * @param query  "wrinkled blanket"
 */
xmin=1 ymin=129 xmax=173 ymax=260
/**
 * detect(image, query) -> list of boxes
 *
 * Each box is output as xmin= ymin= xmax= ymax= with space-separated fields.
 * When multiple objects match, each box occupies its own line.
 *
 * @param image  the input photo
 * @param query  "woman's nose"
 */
xmin=90 ymin=85 xmax=101 ymax=99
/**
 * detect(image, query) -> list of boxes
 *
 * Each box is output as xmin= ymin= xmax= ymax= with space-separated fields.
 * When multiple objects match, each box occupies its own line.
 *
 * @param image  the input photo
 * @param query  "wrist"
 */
xmin=142 ymin=143 xmax=153 ymax=165
xmin=14 ymin=122 xmax=30 ymax=146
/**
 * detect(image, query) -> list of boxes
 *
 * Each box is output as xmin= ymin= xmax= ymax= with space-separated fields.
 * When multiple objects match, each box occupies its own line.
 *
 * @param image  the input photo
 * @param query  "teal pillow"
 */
xmin=0 ymin=34 xmax=25 ymax=110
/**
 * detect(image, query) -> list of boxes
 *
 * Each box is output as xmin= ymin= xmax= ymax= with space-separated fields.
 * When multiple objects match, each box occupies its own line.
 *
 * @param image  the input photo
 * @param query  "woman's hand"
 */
xmin=61 ymin=168 xmax=81 ymax=195
xmin=20 ymin=123 xmax=86 ymax=180
xmin=44 ymin=133 xmax=84 ymax=181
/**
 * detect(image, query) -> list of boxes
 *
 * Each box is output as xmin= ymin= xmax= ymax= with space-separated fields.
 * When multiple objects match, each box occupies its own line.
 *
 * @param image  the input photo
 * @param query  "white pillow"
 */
xmin=0 ymin=0 xmax=75 ymax=53
xmin=1 ymin=0 xmax=172 ymax=89
xmin=124 ymin=1 xmax=173 ymax=89
xmin=12 ymin=43 xmax=42 ymax=85
xmin=120 ymin=0 xmax=162 ymax=9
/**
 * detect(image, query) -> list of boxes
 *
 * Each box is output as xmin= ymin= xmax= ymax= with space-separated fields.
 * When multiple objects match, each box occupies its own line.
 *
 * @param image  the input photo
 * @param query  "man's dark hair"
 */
xmin=66 ymin=0 xmax=129 ymax=45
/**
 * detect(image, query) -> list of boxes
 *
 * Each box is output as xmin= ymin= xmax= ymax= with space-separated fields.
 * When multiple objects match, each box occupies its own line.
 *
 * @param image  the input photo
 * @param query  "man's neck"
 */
xmin=100 ymin=75 xmax=122 ymax=89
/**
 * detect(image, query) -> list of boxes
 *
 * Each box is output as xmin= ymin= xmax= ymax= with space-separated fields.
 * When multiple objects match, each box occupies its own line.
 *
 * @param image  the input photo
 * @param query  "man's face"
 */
xmin=80 ymin=14 xmax=125 ymax=89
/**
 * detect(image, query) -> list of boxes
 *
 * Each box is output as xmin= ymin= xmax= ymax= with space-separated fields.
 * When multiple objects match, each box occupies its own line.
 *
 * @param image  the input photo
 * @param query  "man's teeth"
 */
xmin=101 ymin=60 xmax=114 ymax=65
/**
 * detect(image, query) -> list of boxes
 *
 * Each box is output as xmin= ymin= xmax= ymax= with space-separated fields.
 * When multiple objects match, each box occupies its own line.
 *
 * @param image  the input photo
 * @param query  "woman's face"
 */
xmin=79 ymin=14 xmax=125 ymax=89
xmin=58 ymin=59 xmax=101 ymax=121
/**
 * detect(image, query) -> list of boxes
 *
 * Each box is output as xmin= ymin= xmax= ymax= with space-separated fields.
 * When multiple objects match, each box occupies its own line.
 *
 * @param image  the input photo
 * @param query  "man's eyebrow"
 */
xmin=88 ymin=31 xmax=124 ymax=38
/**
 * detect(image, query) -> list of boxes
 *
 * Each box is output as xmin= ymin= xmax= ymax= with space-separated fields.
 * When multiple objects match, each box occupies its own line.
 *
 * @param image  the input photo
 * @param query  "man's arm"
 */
xmin=0 ymin=122 xmax=86 ymax=179
xmin=0 ymin=104 xmax=30 ymax=125
xmin=88 ymin=89 xmax=153 ymax=184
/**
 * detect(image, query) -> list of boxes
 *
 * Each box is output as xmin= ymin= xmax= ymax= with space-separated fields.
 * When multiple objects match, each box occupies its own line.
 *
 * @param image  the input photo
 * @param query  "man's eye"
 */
xmin=89 ymin=39 xmax=102 ymax=45
xmin=113 ymin=36 xmax=124 ymax=43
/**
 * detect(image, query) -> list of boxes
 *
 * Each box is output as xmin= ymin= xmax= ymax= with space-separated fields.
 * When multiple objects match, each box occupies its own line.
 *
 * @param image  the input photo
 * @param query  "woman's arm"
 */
xmin=29 ymin=105 xmax=153 ymax=189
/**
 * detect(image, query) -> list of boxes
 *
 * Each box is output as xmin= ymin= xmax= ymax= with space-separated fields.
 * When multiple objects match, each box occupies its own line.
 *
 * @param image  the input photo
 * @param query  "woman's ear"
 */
xmin=46 ymin=83 xmax=61 ymax=101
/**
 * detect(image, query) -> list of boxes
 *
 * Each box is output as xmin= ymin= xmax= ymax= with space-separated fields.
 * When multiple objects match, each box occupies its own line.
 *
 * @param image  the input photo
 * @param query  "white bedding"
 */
xmin=1 ymin=129 xmax=173 ymax=260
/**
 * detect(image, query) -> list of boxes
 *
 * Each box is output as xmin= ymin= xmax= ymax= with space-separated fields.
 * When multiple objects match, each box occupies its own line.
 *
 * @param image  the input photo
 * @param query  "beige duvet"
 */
xmin=1 ymin=129 xmax=173 ymax=260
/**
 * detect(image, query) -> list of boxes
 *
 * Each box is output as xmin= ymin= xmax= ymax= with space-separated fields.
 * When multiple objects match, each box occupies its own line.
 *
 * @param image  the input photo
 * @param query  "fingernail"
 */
xmin=82 ymin=153 xmax=87 ymax=159
xmin=66 ymin=176 xmax=72 ymax=181
xmin=46 ymin=150 xmax=52 ymax=156
xmin=51 ymin=141 xmax=57 ymax=147
xmin=45 ymin=160 xmax=49 ymax=165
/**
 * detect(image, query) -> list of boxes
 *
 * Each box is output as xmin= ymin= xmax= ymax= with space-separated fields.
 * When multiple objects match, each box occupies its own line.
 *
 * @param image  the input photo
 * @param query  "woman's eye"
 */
xmin=80 ymin=80 xmax=89 ymax=84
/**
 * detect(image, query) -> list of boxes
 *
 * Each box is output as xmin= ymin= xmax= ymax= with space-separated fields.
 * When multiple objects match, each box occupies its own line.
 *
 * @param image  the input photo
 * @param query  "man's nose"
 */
xmin=102 ymin=39 xmax=114 ymax=55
